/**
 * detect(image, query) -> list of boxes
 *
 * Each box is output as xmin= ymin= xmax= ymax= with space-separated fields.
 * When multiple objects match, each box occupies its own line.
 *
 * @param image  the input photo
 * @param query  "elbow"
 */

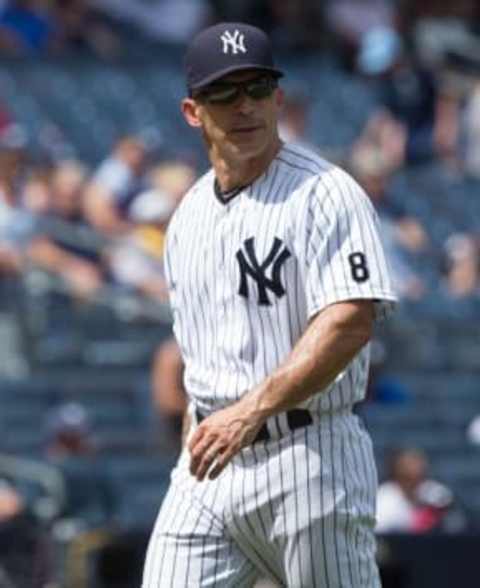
xmin=330 ymin=300 xmax=374 ymax=348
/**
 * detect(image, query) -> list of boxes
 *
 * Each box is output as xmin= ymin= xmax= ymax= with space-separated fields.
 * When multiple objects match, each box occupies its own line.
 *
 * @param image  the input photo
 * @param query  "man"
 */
xmin=142 ymin=22 xmax=396 ymax=587
xmin=84 ymin=136 xmax=147 ymax=235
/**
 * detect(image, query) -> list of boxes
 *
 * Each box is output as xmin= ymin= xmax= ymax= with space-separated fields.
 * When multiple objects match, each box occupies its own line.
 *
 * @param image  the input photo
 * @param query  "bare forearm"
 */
xmin=246 ymin=300 xmax=374 ymax=419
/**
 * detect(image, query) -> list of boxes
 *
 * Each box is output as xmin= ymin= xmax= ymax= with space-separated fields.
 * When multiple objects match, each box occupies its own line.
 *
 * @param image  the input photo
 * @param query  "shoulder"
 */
xmin=277 ymin=143 xmax=334 ymax=179
xmin=278 ymin=145 xmax=374 ymax=218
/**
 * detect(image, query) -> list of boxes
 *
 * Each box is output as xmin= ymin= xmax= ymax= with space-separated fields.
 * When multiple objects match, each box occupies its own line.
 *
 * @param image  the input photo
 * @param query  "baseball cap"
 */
xmin=185 ymin=22 xmax=284 ymax=92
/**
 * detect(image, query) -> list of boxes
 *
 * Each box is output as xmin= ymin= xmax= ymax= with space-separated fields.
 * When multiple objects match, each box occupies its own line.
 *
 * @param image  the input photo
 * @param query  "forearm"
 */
xmin=28 ymin=238 xmax=84 ymax=273
xmin=246 ymin=300 xmax=374 ymax=419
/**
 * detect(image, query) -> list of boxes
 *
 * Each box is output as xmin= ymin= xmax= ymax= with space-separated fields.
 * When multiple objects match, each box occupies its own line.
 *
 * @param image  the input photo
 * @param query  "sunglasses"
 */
xmin=194 ymin=76 xmax=278 ymax=105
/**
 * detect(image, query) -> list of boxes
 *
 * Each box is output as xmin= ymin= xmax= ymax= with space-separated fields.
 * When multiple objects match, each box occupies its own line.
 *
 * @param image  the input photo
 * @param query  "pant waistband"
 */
xmin=195 ymin=408 xmax=313 ymax=444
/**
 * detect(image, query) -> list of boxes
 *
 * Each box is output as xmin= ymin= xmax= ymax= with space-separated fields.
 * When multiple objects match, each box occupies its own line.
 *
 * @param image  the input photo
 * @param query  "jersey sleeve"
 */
xmin=300 ymin=168 xmax=397 ymax=321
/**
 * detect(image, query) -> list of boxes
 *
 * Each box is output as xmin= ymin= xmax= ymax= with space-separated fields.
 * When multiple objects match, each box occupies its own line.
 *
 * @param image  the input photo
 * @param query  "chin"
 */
xmin=230 ymin=139 xmax=268 ymax=160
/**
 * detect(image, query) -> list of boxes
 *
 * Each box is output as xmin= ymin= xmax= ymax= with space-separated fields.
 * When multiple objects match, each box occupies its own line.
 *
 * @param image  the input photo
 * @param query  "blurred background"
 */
xmin=0 ymin=0 xmax=479 ymax=587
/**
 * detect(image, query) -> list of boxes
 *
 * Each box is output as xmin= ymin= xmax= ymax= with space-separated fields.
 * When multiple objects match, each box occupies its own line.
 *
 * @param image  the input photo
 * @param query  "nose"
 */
xmin=234 ymin=91 xmax=256 ymax=114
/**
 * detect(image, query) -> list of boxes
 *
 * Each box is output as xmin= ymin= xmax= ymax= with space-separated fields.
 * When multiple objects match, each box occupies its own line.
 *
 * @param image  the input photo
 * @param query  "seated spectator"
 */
xmin=377 ymin=448 xmax=468 ymax=534
xmin=349 ymin=146 xmax=429 ymax=300
xmin=84 ymin=136 xmax=147 ymax=235
xmin=355 ymin=26 xmax=458 ymax=166
xmin=0 ymin=0 xmax=58 ymax=54
xmin=108 ymin=186 xmax=174 ymax=302
xmin=0 ymin=477 xmax=53 ymax=587
xmin=151 ymin=338 xmax=187 ymax=453
xmin=44 ymin=403 xmax=115 ymax=527
xmin=147 ymin=159 xmax=197 ymax=208
xmin=45 ymin=402 xmax=96 ymax=460
xmin=26 ymin=160 xmax=107 ymax=301
xmin=441 ymin=232 xmax=480 ymax=298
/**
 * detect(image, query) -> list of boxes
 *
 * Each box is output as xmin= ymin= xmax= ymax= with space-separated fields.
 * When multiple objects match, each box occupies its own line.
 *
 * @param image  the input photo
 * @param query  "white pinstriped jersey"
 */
xmin=164 ymin=142 xmax=396 ymax=417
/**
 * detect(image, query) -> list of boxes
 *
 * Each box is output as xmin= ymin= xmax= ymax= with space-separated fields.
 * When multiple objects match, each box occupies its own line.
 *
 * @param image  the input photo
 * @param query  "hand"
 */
xmin=188 ymin=399 xmax=265 ymax=481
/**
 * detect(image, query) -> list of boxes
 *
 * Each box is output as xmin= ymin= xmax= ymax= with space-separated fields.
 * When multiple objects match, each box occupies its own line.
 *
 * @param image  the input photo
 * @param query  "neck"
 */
xmin=210 ymin=136 xmax=283 ymax=193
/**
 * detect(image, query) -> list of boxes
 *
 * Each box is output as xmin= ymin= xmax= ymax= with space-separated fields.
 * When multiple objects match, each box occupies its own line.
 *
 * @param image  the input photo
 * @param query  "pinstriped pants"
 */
xmin=142 ymin=412 xmax=381 ymax=588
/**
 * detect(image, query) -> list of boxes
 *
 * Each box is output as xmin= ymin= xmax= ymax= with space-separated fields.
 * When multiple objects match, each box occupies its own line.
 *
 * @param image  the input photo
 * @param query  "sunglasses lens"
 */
xmin=197 ymin=77 xmax=277 ymax=104
xmin=246 ymin=78 xmax=275 ymax=99
xmin=204 ymin=86 xmax=239 ymax=104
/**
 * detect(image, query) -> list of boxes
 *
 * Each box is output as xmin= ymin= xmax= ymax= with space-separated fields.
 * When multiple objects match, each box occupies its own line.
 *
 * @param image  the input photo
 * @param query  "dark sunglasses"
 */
xmin=193 ymin=76 xmax=278 ymax=105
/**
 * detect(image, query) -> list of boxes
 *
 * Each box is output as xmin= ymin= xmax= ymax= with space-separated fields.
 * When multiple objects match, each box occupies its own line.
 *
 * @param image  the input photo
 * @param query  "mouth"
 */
xmin=230 ymin=125 xmax=263 ymax=136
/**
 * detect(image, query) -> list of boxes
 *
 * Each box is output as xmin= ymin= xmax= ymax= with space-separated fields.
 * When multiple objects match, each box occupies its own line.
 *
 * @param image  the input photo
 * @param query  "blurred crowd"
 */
xmin=0 ymin=0 xmax=479 ymax=54
xmin=0 ymin=134 xmax=196 ymax=303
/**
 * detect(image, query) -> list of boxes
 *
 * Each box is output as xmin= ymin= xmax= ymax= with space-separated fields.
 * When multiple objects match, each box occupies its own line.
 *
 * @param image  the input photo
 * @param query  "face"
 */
xmin=182 ymin=70 xmax=283 ymax=161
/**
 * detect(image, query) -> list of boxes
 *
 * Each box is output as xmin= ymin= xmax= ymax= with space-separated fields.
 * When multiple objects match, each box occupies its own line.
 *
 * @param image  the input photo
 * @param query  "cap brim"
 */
xmin=189 ymin=64 xmax=284 ymax=91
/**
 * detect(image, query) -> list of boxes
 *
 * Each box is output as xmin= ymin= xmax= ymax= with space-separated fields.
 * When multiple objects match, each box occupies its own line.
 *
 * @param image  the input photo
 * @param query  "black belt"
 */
xmin=195 ymin=408 xmax=313 ymax=444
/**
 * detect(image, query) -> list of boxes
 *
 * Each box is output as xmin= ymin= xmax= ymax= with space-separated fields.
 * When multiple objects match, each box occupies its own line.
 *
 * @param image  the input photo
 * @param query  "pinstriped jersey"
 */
xmin=164 ymin=143 xmax=396 ymax=416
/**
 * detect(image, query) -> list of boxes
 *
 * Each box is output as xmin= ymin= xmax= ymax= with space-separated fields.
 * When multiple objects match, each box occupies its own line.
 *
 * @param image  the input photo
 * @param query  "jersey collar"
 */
xmin=213 ymin=178 xmax=247 ymax=205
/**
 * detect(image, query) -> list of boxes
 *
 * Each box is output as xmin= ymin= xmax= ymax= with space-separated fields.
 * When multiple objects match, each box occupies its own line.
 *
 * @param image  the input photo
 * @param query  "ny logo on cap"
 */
xmin=221 ymin=30 xmax=247 ymax=55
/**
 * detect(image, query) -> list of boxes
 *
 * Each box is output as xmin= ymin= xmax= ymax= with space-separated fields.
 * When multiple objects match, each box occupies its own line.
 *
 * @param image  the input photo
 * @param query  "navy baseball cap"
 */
xmin=185 ymin=22 xmax=284 ymax=92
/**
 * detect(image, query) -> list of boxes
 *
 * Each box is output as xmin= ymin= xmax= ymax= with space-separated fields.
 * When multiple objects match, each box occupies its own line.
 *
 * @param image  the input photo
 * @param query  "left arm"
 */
xmin=189 ymin=299 xmax=374 ymax=481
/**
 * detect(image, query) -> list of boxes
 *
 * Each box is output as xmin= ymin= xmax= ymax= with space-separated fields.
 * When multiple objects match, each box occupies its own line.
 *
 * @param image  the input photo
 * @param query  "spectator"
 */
xmin=84 ymin=136 xmax=147 ymax=235
xmin=0 ymin=477 xmax=53 ymax=587
xmin=355 ymin=26 xmax=458 ymax=166
xmin=44 ymin=403 xmax=115 ymax=526
xmin=45 ymin=402 xmax=96 ymax=460
xmin=349 ymin=146 xmax=429 ymax=300
xmin=441 ymin=232 xmax=480 ymax=298
xmin=376 ymin=448 xmax=467 ymax=534
xmin=107 ymin=158 xmax=195 ymax=300
xmin=151 ymin=338 xmax=186 ymax=454
xmin=147 ymin=159 xmax=197 ymax=208
xmin=26 ymin=160 xmax=106 ymax=301
xmin=108 ymin=186 xmax=174 ymax=302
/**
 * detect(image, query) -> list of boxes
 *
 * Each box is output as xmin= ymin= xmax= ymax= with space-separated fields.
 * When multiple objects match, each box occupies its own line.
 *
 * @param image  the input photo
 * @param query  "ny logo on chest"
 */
xmin=236 ymin=237 xmax=292 ymax=306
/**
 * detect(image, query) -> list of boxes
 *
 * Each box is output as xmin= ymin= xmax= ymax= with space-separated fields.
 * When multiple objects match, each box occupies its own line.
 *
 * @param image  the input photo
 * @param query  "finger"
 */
xmin=189 ymin=438 xmax=214 ymax=475
xmin=208 ymin=446 xmax=236 ymax=480
xmin=194 ymin=437 xmax=230 ymax=481
xmin=195 ymin=446 xmax=219 ymax=481
xmin=187 ymin=426 xmax=206 ymax=453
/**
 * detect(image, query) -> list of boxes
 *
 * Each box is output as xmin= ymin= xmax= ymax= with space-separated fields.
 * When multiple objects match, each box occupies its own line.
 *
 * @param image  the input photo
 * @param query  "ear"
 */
xmin=275 ymin=87 xmax=285 ymax=109
xmin=182 ymin=98 xmax=203 ymax=128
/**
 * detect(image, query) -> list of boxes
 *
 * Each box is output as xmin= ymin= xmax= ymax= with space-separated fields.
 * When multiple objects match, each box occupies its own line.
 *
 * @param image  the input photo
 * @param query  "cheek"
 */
xmin=200 ymin=110 xmax=227 ymax=138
